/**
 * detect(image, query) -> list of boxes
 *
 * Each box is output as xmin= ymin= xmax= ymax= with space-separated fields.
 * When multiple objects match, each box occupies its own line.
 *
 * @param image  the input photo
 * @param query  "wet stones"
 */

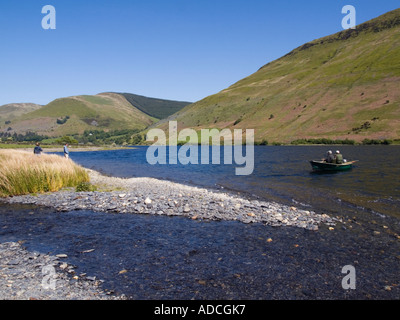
xmin=0 ymin=242 xmax=124 ymax=300
xmin=2 ymin=170 xmax=338 ymax=231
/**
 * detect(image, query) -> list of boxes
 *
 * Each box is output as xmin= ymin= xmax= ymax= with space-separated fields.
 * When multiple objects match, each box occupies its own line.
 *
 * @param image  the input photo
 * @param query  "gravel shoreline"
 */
xmin=4 ymin=169 xmax=338 ymax=231
xmin=1 ymin=169 xmax=339 ymax=300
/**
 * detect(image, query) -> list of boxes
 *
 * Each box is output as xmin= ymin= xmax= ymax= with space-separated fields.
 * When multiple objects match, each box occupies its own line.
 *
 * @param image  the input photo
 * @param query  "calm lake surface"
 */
xmin=67 ymin=145 xmax=400 ymax=219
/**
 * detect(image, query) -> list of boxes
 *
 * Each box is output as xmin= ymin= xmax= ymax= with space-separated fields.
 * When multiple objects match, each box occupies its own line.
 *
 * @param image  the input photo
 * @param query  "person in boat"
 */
xmin=324 ymin=150 xmax=335 ymax=163
xmin=335 ymin=150 xmax=344 ymax=164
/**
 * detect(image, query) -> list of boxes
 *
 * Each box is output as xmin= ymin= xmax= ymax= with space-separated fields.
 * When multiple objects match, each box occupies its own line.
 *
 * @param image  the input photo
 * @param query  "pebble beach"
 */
xmin=4 ymin=169 xmax=338 ymax=231
xmin=0 ymin=169 xmax=340 ymax=300
xmin=3 ymin=169 xmax=399 ymax=300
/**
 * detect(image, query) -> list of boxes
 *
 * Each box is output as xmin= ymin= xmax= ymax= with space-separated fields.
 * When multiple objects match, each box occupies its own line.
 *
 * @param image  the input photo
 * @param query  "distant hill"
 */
xmin=157 ymin=8 xmax=400 ymax=143
xmin=1 ymin=93 xmax=155 ymax=137
xmin=0 ymin=103 xmax=42 ymax=125
xmin=116 ymin=93 xmax=192 ymax=120
xmin=0 ymin=92 xmax=192 ymax=138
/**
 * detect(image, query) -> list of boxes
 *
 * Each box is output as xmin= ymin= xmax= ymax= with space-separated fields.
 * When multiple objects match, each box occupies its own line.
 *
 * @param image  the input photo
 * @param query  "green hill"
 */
xmin=1 ymin=93 xmax=156 ymax=137
xmin=116 ymin=92 xmax=191 ymax=119
xmin=158 ymin=8 xmax=400 ymax=144
xmin=0 ymin=103 xmax=42 ymax=125
xmin=1 ymin=92 xmax=192 ymax=139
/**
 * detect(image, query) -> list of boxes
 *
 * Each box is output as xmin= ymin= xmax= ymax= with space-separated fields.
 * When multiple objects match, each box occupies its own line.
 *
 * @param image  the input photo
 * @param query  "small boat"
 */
xmin=310 ymin=160 xmax=359 ymax=172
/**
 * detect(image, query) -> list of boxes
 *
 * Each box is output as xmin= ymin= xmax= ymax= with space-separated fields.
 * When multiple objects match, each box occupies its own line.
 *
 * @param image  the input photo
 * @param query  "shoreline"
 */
xmin=2 ymin=169 xmax=338 ymax=231
xmin=0 ymin=145 xmax=136 ymax=153
xmin=0 ymin=168 xmax=337 ymax=300
xmin=0 ymin=169 xmax=337 ymax=300
xmin=2 ymin=169 xmax=399 ymax=300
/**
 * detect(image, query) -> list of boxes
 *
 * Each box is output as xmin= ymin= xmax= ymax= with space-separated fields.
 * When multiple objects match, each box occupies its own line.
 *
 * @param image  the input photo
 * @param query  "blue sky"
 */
xmin=0 ymin=0 xmax=399 ymax=106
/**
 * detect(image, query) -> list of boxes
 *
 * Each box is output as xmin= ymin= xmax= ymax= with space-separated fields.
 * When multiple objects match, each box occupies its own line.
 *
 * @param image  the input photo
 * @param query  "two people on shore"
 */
xmin=324 ymin=150 xmax=344 ymax=164
xmin=33 ymin=143 xmax=70 ymax=159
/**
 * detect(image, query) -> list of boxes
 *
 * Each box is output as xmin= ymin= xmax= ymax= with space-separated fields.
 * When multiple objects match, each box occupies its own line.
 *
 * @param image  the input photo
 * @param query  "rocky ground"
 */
xmin=1 ymin=169 xmax=340 ymax=300
xmin=4 ymin=169 xmax=338 ymax=231
xmin=0 ymin=241 xmax=125 ymax=300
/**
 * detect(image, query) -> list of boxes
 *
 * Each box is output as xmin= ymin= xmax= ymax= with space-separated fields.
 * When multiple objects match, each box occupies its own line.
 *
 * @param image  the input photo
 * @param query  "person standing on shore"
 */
xmin=63 ymin=143 xmax=69 ymax=159
xmin=34 ymin=142 xmax=43 ymax=156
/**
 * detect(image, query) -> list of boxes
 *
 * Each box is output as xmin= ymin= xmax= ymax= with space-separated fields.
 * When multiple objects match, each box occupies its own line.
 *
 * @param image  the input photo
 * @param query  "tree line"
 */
xmin=0 ymin=129 xmax=145 ymax=145
xmin=0 ymin=131 xmax=49 ymax=142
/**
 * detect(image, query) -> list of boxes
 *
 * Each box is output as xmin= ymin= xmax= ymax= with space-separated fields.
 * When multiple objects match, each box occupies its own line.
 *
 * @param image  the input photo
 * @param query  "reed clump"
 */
xmin=0 ymin=149 xmax=89 ymax=197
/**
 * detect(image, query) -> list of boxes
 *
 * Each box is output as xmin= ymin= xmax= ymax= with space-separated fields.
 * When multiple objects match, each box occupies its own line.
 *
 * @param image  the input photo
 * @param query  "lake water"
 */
xmin=66 ymin=145 xmax=400 ymax=220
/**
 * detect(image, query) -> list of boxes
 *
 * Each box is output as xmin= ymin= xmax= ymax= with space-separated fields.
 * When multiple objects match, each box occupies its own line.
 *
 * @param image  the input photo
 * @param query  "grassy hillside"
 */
xmin=0 ymin=103 xmax=42 ymax=125
xmin=159 ymin=8 xmax=400 ymax=144
xmin=117 ymin=92 xmax=192 ymax=120
xmin=1 ymin=93 xmax=156 ymax=137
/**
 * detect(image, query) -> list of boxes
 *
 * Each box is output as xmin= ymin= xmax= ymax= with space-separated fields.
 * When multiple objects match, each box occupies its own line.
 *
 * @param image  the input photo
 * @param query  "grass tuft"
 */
xmin=0 ymin=149 xmax=89 ymax=197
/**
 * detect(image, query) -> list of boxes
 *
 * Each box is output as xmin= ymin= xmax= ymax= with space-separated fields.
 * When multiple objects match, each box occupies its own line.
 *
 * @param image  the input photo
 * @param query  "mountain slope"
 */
xmin=0 ymin=103 xmax=42 ymax=125
xmin=116 ymin=92 xmax=192 ymax=120
xmin=161 ymin=8 xmax=400 ymax=143
xmin=1 ymin=93 xmax=155 ymax=137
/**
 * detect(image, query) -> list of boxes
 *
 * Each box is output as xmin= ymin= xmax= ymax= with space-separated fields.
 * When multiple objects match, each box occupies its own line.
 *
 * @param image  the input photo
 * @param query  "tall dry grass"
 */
xmin=0 ymin=149 xmax=89 ymax=197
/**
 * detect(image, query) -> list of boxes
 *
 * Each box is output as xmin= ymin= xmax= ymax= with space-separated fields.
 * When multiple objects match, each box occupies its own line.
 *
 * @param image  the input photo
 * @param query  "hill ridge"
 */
xmin=279 ymin=8 xmax=400 ymax=62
